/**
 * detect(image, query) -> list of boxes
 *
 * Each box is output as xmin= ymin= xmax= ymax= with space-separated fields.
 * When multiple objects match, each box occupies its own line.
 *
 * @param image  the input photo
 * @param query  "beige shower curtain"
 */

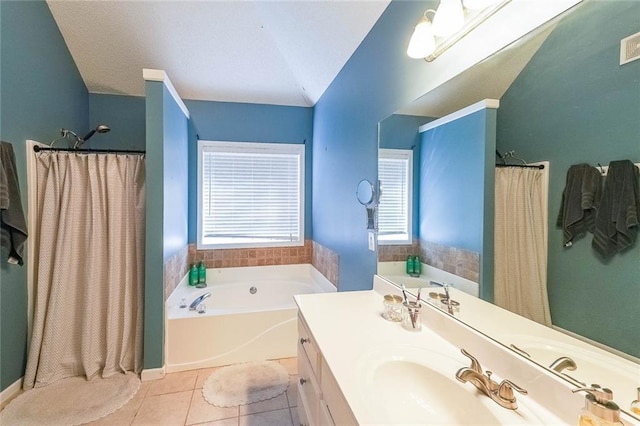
xmin=494 ymin=165 xmax=551 ymax=327
xmin=24 ymin=152 xmax=145 ymax=389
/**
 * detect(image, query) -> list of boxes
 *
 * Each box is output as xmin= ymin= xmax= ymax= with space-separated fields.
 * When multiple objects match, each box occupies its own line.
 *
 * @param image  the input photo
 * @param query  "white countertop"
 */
xmin=294 ymin=290 xmax=568 ymax=425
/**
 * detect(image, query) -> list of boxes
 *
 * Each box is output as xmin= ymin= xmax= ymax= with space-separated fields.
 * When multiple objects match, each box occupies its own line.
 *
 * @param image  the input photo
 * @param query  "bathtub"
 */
xmin=376 ymin=261 xmax=479 ymax=297
xmin=165 ymin=264 xmax=336 ymax=372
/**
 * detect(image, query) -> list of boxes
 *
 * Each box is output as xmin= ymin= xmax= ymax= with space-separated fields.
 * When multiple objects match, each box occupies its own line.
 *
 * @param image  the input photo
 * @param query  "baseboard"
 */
xmin=0 ymin=377 xmax=23 ymax=409
xmin=141 ymin=366 xmax=166 ymax=381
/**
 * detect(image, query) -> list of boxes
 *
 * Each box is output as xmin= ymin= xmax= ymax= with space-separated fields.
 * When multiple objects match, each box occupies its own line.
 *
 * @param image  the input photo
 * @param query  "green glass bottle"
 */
xmin=406 ymin=255 xmax=415 ymax=276
xmin=413 ymin=255 xmax=422 ymax=276
xmin=198 ymin=261 xmax=207 ymax=284
xmin=189 ymin=264 xmax=198 ymax=286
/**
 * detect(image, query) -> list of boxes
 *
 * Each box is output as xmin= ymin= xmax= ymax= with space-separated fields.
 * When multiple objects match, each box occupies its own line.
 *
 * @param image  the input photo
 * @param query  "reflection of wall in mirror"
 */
xmin=497 ymin=0 xmax=640 ymax=359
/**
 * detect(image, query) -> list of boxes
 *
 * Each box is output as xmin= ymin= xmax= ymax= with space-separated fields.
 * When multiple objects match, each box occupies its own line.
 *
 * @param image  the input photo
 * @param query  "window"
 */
xmin=378 ymin=149 xmax=413 ymax=245
xmin=197 ymin=141 xmax=304 ymax=249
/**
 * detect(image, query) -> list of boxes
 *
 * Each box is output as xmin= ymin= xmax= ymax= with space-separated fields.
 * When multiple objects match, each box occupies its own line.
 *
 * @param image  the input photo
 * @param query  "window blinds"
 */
xmin=199 ymin=142 xmax=303 ymax=247
xmin=378 ymin=149 xmax=412 ymax=243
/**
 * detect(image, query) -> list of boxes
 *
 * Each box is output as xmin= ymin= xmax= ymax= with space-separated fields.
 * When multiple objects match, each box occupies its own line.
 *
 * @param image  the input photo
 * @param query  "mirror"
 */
xmin=356 ymin=179 xmax=376 ymax=206
xmin=377 ymin=1 xmax=640 ymax=415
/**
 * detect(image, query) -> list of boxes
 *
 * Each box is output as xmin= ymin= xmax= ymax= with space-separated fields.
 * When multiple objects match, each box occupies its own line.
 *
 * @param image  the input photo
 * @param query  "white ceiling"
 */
xmin=46 ymin=0 xmax=391 ymax=107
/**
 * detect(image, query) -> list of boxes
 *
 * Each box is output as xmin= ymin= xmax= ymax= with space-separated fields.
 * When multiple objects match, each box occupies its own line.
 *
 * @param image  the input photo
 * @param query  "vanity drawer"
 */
xmin=298 ymin=345 xmax=321 ymax=425
xmin=298 ymin=316 xmax=320 ymax=376
xmin=297 ymin=397 xmax=310 ymax=426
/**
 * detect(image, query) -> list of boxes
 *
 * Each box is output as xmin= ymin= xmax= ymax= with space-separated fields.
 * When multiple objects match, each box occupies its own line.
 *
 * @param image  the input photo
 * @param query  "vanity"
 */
xmin=293 ymin=276 xmax=640 ymax=425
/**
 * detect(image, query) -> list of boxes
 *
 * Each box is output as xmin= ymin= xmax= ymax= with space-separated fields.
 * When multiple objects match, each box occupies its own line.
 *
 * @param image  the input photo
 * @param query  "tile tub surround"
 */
xmin=419 ymin=239 xmax=479 ymax=283
xmin=377 ymin=240 xmax=420 ymax=262
xmin=164 ymin=245 xmax=190 ymax=300
xmin=188 ymin=240 xmax=339 ymax=288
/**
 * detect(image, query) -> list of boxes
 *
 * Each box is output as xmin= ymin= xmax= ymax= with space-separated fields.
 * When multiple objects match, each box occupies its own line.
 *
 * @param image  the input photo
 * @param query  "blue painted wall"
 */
xmin=312 ymin=0 xmax=441 ymax=291
xmin=379 ymin=114 xmax=434 ymax=239
xmin=497 ymin=0 xmax=640 ymax=357
xmin=144 ymin=82 xmax=190 ymax=368
xmin=420 ymin=111 xmax=488 ymax=253
xmin=419 ymin=109 xmax=497 ymax=300
xmin=184 ymin=100 xmax=314 ymax=243
xmin=0 ymin=0 xmax=88 ymax=391
xmin=88 ymin=94 xmax=145 ymax=151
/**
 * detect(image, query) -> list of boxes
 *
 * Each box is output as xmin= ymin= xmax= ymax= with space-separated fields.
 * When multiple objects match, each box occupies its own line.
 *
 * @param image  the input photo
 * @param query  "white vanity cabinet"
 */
xmin=297 ymin=315 xmax=356 ymax=426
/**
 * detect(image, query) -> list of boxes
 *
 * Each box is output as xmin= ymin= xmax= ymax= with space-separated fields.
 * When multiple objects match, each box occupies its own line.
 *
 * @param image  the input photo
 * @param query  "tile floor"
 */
xmin=87 ymin=358 xmax=300 ymax=426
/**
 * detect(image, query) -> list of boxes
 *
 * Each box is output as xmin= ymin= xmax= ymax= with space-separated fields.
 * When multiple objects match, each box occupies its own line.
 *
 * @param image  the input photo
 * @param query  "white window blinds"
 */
xmin=198 ymin=141 xmax=304 ymax=248
xmin=378 ymin=149 xmax=413 ymax=244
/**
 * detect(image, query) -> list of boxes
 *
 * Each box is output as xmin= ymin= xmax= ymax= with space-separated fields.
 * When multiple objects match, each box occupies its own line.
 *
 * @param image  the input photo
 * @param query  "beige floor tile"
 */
xmin=285 ymin=375 xmax=298 ymax=407
xmin=277 ymin=357 xmax=298 ymax=375
xmin=132 ymin=380 xmax=153 ymax=399
xmin=87 ymin=397 xmax=143 ymax=425
xmin=239 ymin=393 xmax=288 ymax=416
xmin=191 ymin=418 xmax=238 ymax=426
xmin=186 ymin=390 xmax=239 ymax=425
xmin=195 ymin=367 xmax=224 ymax=389
xmin=132 ymin=390 xmax=192 ymax=425
xmin=239 ymin=408 xmax=292 ymax=426
xmin=147 ymin=370 xmax=198 ymax=396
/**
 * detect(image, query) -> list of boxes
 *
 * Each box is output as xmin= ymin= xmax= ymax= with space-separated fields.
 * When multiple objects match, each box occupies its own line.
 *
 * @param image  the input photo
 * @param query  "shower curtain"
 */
xmin=494 ymin=165 xmax=551 ymax=327
xmin=24 ymin=151 xmax=145 ymax=389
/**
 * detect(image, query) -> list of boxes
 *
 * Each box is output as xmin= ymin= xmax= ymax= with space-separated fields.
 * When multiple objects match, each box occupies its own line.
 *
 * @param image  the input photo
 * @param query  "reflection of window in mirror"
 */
xmin=378 ymin=148 xmax=412 ymax=245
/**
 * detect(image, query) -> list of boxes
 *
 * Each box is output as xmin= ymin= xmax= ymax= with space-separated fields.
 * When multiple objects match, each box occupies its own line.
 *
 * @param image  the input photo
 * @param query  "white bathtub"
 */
xmin=376 ymin=261 xmax=479 ymax=297
xmin=165 ymin=264 xmax=335 ymax=372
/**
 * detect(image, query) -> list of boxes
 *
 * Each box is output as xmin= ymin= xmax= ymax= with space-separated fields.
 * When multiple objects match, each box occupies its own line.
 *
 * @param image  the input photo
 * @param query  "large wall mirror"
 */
xmin=377 ymin=0 xmax=640 ymax=415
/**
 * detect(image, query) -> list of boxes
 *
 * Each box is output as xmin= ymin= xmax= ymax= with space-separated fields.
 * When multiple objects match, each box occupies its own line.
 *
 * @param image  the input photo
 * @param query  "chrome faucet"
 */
xmin=455 ymin=349 xmax=528 ymax=410
xmin=189 ymin=292 xmax=211 ymax=311
xmin=549 ymin=356 xmax=577 ymax=373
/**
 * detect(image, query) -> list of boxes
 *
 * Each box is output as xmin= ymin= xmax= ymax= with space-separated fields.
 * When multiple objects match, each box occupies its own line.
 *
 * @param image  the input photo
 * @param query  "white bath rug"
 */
xmin=0 ymin=373 xmax=140 ymax=426
xmin=202 ymin=360 xmax=290 ymax=407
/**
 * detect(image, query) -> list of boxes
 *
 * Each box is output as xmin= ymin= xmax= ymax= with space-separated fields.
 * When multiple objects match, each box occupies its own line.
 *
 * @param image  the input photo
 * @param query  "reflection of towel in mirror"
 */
xmin=557 ymin=164 xmax=601 ymax=246
xmin=0 ymin=141 xmax=28 ymax=265
xmin=592 ymin=160 xmax=640 ymax=259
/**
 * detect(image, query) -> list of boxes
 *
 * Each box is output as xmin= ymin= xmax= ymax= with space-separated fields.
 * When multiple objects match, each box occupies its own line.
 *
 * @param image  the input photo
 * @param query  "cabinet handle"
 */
xmin=300 ymin=337 xmax=310 ymax=344
xmin=299 ymin=377 xmax=307 ymax=385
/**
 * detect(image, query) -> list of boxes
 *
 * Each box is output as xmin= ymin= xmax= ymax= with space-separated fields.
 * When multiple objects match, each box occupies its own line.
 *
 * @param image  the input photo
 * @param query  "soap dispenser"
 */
xmin=631 ymin=387 xmax=640 ymax=416
xmin=572 ymin=385 xmax=622 ymax=426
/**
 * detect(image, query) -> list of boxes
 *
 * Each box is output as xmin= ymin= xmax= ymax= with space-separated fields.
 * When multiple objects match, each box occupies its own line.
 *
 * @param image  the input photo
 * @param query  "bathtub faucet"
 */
xmin=189 ymin=292 xmax=211 ymax=311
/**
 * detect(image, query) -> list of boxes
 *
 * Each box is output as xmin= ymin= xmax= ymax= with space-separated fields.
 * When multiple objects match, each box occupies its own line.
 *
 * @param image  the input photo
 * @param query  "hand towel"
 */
xmin=556 ymin=163 xmax=601 ymax=246
xmin=0 ymin=141 xmax=28 ymax=265
xmin=592 ymin=160 xmax=640 ymax=258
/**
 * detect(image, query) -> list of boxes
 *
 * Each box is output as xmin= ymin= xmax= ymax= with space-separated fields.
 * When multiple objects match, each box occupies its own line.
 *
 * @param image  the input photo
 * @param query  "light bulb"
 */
xmin=432 ymin=0 xmax=465 ymax=38
xmin=406 ymin=17 xmax=436 ymax=59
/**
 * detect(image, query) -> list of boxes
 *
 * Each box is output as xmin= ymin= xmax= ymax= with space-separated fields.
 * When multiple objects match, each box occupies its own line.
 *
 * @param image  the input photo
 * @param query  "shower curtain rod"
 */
xmin=33 ymin=146 xmax=145 ymax=155
xmin=496 ymin=163 xmax=544 ymax=169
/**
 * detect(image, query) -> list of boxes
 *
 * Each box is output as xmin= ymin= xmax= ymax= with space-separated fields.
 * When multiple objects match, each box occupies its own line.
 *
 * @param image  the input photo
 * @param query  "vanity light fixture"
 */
xmin=407 ymin=0 xmax=512 ymax=62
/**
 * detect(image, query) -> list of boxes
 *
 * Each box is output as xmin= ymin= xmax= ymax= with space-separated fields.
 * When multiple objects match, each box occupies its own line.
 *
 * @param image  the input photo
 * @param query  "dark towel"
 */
xmin=592 ymin=160 xmax=640 ymax=258
xmin=557 ymin=164 xmax=601 ymax=246
xmin=0 ymin=141 xmax=28 ymax=265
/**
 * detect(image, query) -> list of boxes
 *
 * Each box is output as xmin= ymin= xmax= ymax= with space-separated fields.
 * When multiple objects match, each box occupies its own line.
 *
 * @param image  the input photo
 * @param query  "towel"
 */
xmin=557 ymin=163 xmax=601 ymax=246
xmin=592 ymin=160 xmax=640 ymax=259
xmin=0 ymin=141 xmax=28 ymax=265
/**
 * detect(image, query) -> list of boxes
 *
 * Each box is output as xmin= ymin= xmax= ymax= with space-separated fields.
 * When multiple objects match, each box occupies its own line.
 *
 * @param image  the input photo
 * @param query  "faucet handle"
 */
xmin=460 ymin=349 xmax=483 ymax=374
xmin=497 ymin=379 xmax=528 ymax=402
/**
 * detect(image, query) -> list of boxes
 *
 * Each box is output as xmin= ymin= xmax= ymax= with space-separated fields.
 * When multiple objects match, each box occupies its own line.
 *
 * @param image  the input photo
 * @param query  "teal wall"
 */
xmin=379 ymin=114 xmax=434 ymax=239
xmin=144 ymin=82 xmax=190 ymax=368
xmin=312 ymin=0 xmax=439 ymax=291
xmin=419 ymin=109 xmax=497 ymax=300
xmin=497 ymin=0 xmax=640 ymax=356
xmin=88 ymin=94 xmax=145 ymax=151
xmin=0 ymin=1 xmax=88 ymax=391
xmin=184 ymin=100 xmax=314 ymax=243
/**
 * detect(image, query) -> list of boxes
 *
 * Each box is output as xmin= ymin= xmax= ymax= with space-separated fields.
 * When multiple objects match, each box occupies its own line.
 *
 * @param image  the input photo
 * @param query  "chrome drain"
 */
xmin=249 ymin=286 xmax=257 ymax=294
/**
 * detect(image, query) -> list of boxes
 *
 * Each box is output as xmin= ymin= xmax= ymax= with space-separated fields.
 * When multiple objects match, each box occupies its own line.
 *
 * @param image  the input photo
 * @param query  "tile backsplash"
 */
xmin=311 ymin=241 xmax=339 ymax=289
xmin=163 ymin=244 xmax=189 ymax=300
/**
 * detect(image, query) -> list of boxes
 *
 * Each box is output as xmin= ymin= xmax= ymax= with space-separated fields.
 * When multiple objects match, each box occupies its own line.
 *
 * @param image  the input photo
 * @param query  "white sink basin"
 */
xmin=356 ymin=345 xmax=553 ymax=425
xmin=507 ymin=335 xmax=640 ymax=408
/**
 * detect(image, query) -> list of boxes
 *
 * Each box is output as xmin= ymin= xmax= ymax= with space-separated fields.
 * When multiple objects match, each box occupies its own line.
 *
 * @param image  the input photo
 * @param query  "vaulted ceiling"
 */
xmin=47 ymin=0 xmax=391 ymax=107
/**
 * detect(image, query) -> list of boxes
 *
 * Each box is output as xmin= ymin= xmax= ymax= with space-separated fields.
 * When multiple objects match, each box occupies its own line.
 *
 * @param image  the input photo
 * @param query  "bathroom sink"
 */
xmin=356 ymin=345 xmax=549 ymax=425
xmin=507 ymin=335 xmax=640 ymax=407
